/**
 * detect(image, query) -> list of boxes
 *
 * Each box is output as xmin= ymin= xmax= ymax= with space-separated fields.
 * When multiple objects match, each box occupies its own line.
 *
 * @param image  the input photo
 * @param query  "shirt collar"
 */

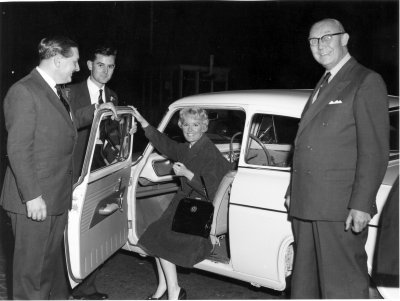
xmin=36 ymin=66 xmax=58 ymax=95
xmin=87 ymin=77 xmax=105 ymax=104
xmin=326 ymin=53 xmax=351 ymax=82
xmin=87 ymin=77 xmax=105 ymax=93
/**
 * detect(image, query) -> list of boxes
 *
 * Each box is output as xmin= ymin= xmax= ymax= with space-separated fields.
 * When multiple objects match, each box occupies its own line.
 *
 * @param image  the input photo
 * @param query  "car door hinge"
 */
xmin=128 ymin=220 xmax=132 ymax=229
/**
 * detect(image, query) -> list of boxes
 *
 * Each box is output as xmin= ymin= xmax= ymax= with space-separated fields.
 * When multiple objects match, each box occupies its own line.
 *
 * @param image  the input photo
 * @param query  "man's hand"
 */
xmin=26 ymin=196 xmax=47 ymax=221
xmin=284 ymin=195 xmax=290 ymax=211
xmin=345 ymin=209 xmax=371 ymax=233
xmin=98 ymin=102 xmax=119 ymax=121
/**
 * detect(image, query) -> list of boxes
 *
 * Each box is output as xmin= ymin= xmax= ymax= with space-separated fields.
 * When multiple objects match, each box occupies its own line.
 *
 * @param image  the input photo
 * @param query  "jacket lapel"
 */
xmin=104 ymin=87 xmax=117 ymax=105
xmin=296 ymin=58 xmax=356 ymax=140
xmin=31 ymin=69 xmax=75 ymax=129
xmin=181 ymin=134 xmax=208 ymax=164
xmin=299 ymin=75 xmax=327 ymax=119
xmin=81 ymin=81 xmax=92 ymax=106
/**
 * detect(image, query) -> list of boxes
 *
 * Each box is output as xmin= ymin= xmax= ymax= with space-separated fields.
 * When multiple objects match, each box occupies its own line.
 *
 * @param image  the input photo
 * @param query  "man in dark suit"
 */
xmin=69 ymin=45 xmax=119 ymax=181
xmin=0 ymin=36 xmax=92 ymax=300
xmin=68 ymin=46 xmax=119 ymax=300
xmin=286 ymin=19 xmax=389 ymax=298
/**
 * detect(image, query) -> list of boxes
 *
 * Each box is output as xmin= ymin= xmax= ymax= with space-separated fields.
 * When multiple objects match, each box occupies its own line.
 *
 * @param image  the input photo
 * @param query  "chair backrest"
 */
xmin=210 ymin=170 xmax=237 ymax=238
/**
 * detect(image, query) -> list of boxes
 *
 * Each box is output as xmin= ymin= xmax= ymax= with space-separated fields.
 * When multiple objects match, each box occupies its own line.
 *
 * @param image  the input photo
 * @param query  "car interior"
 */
xmin=245 ymin=114 xmax=298 ymax=167
xmin=89 ymin=115 xmax=132 ymax=173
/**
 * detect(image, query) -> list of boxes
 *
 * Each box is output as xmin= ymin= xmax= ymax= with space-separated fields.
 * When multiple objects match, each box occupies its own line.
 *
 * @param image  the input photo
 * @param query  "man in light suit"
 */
xmin=68 ymin=46 xmax=119 ymax=300
xmin=285 ymin=19 xmax=389 ymax=298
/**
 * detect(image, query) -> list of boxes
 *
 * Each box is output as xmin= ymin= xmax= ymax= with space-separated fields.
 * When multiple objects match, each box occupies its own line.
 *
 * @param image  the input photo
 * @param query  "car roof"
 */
xmin=170 ymin=89 xmax=399 ymax=113
xmin=170 ymin=90 xmax=311 ymax=117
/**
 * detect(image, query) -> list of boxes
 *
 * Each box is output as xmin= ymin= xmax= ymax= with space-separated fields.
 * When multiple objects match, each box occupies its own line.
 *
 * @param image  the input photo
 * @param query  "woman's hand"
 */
xmin=173 ymin=162 xmax=194 ymax=181
xmin=130 ymin=106 xmax=149 ymax=128
xmin=130 ymin=122 xmax=138 ymax=135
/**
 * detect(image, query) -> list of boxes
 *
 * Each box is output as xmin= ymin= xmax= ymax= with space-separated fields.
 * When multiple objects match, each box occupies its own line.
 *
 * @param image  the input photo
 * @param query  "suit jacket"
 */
xmin=0 ymin=69 xmax=94 ymax=215
xmin=68 ymin=80 xmax=118 ymax=182
xmin=289 ymin=58 xmax=389 ymax=221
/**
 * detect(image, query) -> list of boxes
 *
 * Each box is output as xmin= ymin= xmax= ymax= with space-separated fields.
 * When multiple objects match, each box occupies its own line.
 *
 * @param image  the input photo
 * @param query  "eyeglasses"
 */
xmin=308 ymin=32 xmax=346 ymax=46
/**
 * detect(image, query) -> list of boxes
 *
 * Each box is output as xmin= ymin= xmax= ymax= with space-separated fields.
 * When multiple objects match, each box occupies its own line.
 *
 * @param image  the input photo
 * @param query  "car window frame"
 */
xmin=240 ymin=110 xmax=299 ymax=171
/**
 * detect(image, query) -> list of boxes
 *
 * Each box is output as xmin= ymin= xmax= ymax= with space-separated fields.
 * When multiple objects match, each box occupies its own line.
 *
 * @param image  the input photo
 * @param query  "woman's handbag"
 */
xmin=171 ymin=177 xmax=214 ymax=238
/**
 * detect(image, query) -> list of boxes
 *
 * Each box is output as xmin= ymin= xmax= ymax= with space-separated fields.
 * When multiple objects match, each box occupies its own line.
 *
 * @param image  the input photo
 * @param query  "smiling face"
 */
xmin=309 ymin=19 xmax=349 ymax=70
xmin=56 ymin=47 xmax=80 ymax=84
xmin=87 ymin=54 xmax=116 ymax=87
xmin=180 ymin=115 xmax=208 ymax=145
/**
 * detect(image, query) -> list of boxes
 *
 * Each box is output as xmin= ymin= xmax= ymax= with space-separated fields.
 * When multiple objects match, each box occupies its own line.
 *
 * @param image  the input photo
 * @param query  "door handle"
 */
xmin=117 ymin=192 xmax=123 ymax=211
xmin=98 ymin=203 xmax=119 ymax=215
xmin=98 ymin=192 xmax=124 ymax=215
xmin=114 ymin=177 xmax=122 ymax=192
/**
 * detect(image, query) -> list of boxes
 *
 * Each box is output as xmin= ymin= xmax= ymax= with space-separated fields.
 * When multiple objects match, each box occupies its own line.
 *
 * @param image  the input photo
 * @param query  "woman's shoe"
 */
xmin=146 ymin=291 xmax=166 ymax=300
xmin=178 ymin=288 xmax=187 ymax=300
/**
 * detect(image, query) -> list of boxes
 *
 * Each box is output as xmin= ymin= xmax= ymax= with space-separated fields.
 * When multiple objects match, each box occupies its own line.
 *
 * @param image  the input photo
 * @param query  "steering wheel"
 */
xmin=100 ymin=119 xmax=122 ymax=164
xmin=248 ymin=134 xmax=273 ymax=166
xmin=229 ymin=132 xmax=242 ymax=164
xmin=258 ymin=124 xmax=275 ymax=143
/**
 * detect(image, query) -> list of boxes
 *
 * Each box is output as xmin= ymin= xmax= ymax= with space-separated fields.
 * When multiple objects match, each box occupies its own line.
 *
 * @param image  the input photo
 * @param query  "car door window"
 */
xmin=245 ymin=114 xmax=298 ymax=167
xmin=90 ymin=114 xmax=132 ymax=172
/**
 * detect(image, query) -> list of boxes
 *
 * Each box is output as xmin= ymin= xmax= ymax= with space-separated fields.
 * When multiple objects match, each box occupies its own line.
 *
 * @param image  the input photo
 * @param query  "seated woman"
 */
xmin=132 ymin=107 xmax=232 ymax=300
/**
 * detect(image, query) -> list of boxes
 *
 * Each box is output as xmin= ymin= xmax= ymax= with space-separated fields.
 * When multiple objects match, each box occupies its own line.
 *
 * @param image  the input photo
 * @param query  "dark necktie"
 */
xmin=55 ymin=85 xmax=71 ymax=114
xmin=312 ymin=72 xmax=331 ymax=103
xmin=98 ymin=89 xmax=104 ymax=104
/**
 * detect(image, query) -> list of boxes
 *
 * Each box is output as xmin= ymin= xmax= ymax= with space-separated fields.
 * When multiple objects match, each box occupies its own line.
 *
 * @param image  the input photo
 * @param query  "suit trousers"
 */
xmin=8 ymin=211 xmax=70 ymax=300
xmin=290 ymin=218 xmax=369 ymax=299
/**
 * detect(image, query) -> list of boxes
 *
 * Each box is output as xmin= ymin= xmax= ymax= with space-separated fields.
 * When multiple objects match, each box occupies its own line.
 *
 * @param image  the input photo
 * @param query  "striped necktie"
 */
xmin=312 ymin=72 xmax=331 ymax=103
xmin=55 ymin=85 xmax=70 ymax=114
xmin=98 ymin=89 xmax=104 ymax=104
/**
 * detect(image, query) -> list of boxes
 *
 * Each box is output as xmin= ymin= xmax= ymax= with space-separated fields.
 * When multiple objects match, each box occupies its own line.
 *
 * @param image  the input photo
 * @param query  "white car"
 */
xmin=66 ymin=90 xmax=399 ymax=298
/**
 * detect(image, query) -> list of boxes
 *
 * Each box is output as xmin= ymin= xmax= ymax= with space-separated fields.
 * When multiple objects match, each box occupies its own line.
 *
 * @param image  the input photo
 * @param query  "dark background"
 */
xmin=0 ymin=0 xmax=398 ymax=186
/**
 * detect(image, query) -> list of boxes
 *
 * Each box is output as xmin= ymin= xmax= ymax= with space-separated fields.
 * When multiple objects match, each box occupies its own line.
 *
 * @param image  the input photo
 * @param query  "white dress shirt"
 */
xmin=36 ymin=66 xmax=58 ymax=96
xmin=87 ymin=77 xmax=105 ymax=105
xmin=326 ymin=53 xmax=351 ymax=83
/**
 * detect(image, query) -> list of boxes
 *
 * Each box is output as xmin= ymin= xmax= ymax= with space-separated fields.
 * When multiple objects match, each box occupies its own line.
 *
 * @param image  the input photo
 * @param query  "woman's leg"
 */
xmin=151 ymin=258 xmax=167 ymax=298
xmin=159 ymin=258 xmax=181 ymax=299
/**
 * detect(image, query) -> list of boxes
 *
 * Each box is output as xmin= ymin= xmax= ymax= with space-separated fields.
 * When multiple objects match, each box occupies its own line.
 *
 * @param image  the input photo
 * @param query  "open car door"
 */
xmin=66 ymin=107 xmax=134 ymax=286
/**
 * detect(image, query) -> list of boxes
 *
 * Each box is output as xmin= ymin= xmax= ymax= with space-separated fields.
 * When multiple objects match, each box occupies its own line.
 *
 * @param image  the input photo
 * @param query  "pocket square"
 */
xmin=329 ymin=100 xmax=343 ymax=105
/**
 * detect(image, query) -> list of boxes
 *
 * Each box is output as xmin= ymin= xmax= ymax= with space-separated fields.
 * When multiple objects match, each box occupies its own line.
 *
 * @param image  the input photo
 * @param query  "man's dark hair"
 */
xmin=38 ymin=36 xmax=78 ymax=60
xmin=89 ymin=45 xmax=117 ymax=61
